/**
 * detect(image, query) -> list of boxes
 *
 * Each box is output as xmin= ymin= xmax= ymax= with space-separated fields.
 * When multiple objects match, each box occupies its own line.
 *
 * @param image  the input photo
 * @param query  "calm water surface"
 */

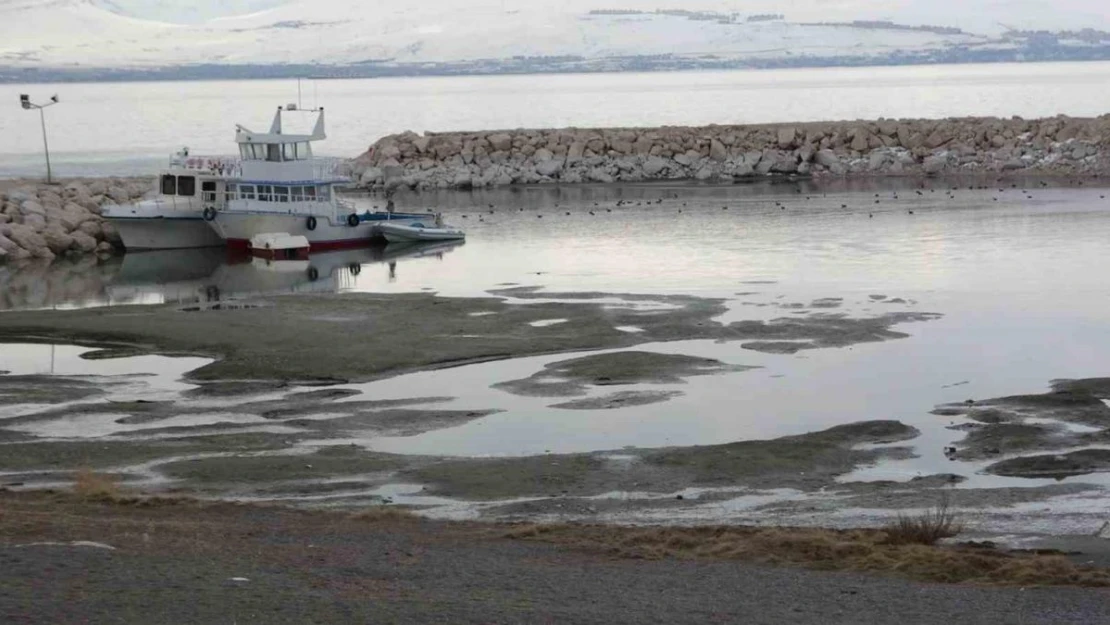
xmin=2 ymin=61 xmax=1110 ymax=177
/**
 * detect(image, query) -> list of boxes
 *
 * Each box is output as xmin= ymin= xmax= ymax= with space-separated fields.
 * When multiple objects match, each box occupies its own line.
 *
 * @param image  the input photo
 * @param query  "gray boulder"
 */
xmin=41 ymin=226 xmax=74 ymax=255
xmin=777 ymin=127 xmax=796 ymax=149
xmin=359 ymin=167 xmax=383 ymax=186
xmin=709 ymin=139 xmax=728 ymax=162
xmin=0 ymin=232 xmax=30 ymax=260
xmin=5 ymin=223 xmax=52 ymax=259
xmin=588 ymin=168 xmax=614 ymax=183
xmin=642 ymin=156 xmax=668 ymax=177
xmin=70 ymin=231 xmax=98 ymax=253
xmin=20 ymin=200 xmax=46 ymax=218
xmin=487 ymin=133 xmax=513 ymax=152
xmin=535 ymin=158 xmax=565 ymax=177
xmin=923 ymin=154 xmax=950 ymax=174
xmin=814 ymin=149 xmax=840 ymax=169
xmin=107 ymin=186 xmax=130 ymax=204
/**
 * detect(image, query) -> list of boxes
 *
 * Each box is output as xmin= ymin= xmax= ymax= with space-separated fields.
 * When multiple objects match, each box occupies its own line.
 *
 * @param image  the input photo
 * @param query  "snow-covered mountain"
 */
xmin=1 ymin=0 xmax=1108 ymax=70
xmin=96 ymin=0 xmax=287 ymax=24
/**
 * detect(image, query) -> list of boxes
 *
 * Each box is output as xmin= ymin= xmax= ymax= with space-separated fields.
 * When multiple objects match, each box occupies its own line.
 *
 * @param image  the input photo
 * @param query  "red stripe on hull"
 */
xmin=226 ymin=238 xmax=378 ymax=252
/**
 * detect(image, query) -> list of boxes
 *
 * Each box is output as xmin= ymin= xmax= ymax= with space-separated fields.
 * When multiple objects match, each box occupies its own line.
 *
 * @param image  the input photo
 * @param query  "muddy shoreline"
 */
xmin=2 ymin=285 xmax=1109 ymax=546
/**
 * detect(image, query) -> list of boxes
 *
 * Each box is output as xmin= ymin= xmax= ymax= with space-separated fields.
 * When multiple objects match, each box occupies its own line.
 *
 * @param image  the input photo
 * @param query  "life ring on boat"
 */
xmin=307 ymin=266 xmax=320 ymax=282
xmin=348 ymin=263 xmax=361 ymax=276
xmin=202 ymin=207 xmax=217 ymax=221
xmin=306 ymin=215 xmax=317 ymax=231
xmin=347 ymin=213 xmax=360 ymax=227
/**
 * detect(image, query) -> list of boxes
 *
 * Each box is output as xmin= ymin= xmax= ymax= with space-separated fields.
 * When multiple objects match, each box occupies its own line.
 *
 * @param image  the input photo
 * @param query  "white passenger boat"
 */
xmin=378 ymin=219 xmax=466 ymax=243
xmin=204 ymin=105 xmax=427 ymax=251
xmin=101 ymin=151 xmax=235 ymax=249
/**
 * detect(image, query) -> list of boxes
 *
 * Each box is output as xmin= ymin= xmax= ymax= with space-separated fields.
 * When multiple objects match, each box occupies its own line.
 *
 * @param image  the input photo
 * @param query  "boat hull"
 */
xmin=108 ymin=217 xmax=225 ymax=250
xmin=209 ymin=212 xmax=426 ymax=251
xmin=379 ymin=223 xmax=466 ymax=243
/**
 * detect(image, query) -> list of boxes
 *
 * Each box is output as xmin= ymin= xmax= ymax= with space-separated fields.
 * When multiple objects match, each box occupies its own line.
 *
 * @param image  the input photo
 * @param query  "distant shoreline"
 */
xmin=4 ymin=54 xmax=1110 ymax=85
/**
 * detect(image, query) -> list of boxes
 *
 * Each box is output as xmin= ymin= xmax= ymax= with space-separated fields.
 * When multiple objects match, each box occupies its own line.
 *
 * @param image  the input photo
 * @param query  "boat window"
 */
xmin=304 ymin=186 xmax=317 ymax=201
xmin=225 ymin=183 xmax=237 ymax=202
xmin=239 ymin=184 xmax=255 ymax=200
xmin=257 ymin=185 xmax=272 ymax=202
xmin=290 ymin=186 xmax=305 ymax=202
xmin=266 ymin=144 xmax=282 ymax=162
xmin=239 ymin=145 xmax=251 ymax=160
xmin=201 ymin=180 xmax=217 ymax=202
xmin=160 ymin=174 xmax=176 ymax=196
xmin=273 ymin=186 xmax=290 ymax=203
xmin=298 ymin=142 xmax=311 ymax=158
xmin=177 ymin=176 xmax=196 ymax=197
xmin=317 ymin=185 xmax=330 ymax=202
xmin=282 ymin=143 xmax=296 ymax=161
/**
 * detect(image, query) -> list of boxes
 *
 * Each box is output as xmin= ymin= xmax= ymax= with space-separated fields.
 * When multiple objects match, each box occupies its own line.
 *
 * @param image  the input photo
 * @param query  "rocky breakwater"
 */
xmin=0 ymin=179 xmax=146 ymax=262
xmin=353 ymin=116 xmax=1110 ymax=191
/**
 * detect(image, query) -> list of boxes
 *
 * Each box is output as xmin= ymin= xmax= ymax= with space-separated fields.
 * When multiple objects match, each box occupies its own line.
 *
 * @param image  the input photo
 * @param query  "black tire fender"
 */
xmin=203 ymin=207 xmax=217 ymax=221
xmin=306 ymin=216 xmax=317 ymax=231
xmin=347 ymin=213 xmax=360 ymax=227
xmin=307 ymin=266 xmax=319 ymax=282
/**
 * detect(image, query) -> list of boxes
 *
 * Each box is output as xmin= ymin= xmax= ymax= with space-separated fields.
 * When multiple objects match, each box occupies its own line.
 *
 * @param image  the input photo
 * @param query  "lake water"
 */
xmin=4 ymin=181 xmax=1110 ymax=530
xmin=3 ymin=61 xmax=1110 ymax=178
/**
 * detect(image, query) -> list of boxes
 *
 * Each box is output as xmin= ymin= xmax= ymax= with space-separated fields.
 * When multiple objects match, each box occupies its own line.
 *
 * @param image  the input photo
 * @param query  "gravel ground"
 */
xmin=1 ymin=493 xmax=1108 ymax=625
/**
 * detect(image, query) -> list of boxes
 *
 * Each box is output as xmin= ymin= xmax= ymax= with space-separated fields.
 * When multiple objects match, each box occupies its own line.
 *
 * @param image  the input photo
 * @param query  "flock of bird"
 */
xmin=434 ymin=178 xmax=1105 ymax=223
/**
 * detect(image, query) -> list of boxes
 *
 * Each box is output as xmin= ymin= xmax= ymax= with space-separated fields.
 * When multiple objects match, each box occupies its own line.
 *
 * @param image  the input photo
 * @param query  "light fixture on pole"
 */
xmin=20 ymin=93 xmax=60 ymax=184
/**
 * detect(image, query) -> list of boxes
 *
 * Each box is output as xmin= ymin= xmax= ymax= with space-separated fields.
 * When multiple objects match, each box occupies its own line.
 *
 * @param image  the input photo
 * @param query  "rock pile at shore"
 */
xmin=0 ymin=180 xmax=148 ymax=261
xmin=353 ymin=116 xmax=1110 ymax=191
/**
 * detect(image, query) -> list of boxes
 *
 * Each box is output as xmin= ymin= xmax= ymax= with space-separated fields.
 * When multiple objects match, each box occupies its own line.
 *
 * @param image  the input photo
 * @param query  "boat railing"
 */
xmin=169 ymin=154 xmax=243 ymax=178
xmin=312 ymin=156 xmax=354 ymax=183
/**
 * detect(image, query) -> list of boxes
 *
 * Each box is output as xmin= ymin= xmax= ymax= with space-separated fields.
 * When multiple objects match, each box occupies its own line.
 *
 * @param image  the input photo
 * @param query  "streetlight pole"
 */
xmin=20 ymin=94 xmax=59 ymax=184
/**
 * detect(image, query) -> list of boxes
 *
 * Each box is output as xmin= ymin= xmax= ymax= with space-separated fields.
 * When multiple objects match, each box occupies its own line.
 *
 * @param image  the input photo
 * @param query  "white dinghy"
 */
xmin=377 ymin=215 xmax=465 ymax=243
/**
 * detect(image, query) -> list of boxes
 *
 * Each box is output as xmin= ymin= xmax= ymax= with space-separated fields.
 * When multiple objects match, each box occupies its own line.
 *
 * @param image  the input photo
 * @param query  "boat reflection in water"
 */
xmin=107 ymin=240 xmax=464 ymax=306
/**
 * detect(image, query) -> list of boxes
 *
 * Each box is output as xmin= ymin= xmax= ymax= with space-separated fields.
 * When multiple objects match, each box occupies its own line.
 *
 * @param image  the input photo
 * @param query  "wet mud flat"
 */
xmin=0 ymin=288 xmax=937 ymax=382
xmin=0 ymin=289 xmax=939 ymax=493
xmin=1 ymin=286 xmax=1110 ymax=557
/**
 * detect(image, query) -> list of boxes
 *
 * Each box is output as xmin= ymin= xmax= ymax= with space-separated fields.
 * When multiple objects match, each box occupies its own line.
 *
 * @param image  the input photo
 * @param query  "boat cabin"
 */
xmin=226 ymin=106 xmax=351 ymax=217
xmin=157 ymin=170 xmax=230 ymax=211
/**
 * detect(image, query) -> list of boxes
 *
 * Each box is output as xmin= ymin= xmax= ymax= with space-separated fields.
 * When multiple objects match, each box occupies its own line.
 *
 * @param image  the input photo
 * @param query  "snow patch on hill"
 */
xmin=1 ymin=1 xmax=1108 ymax=69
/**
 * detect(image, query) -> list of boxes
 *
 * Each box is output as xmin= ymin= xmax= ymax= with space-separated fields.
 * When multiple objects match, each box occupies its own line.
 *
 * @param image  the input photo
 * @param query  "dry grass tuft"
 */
xmin=883 ymin=495 xmax=964 ymax=546
xmin=72 ymin=469 xmax=127 ymax=502
xmin=503 ymin=523 xmax=1110 ymax=587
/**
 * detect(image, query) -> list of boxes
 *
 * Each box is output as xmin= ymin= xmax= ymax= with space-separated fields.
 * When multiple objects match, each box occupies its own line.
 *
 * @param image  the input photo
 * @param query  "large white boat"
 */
xmin=101 ymin=152 xmax=235 ymax=249
xmin=205 ymin=106 xmax=426 ymax=251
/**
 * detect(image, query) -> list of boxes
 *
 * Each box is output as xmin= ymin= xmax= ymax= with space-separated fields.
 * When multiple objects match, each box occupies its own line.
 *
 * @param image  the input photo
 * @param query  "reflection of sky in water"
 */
xmin=4 ymin=184 xmax=1110 ymax=311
